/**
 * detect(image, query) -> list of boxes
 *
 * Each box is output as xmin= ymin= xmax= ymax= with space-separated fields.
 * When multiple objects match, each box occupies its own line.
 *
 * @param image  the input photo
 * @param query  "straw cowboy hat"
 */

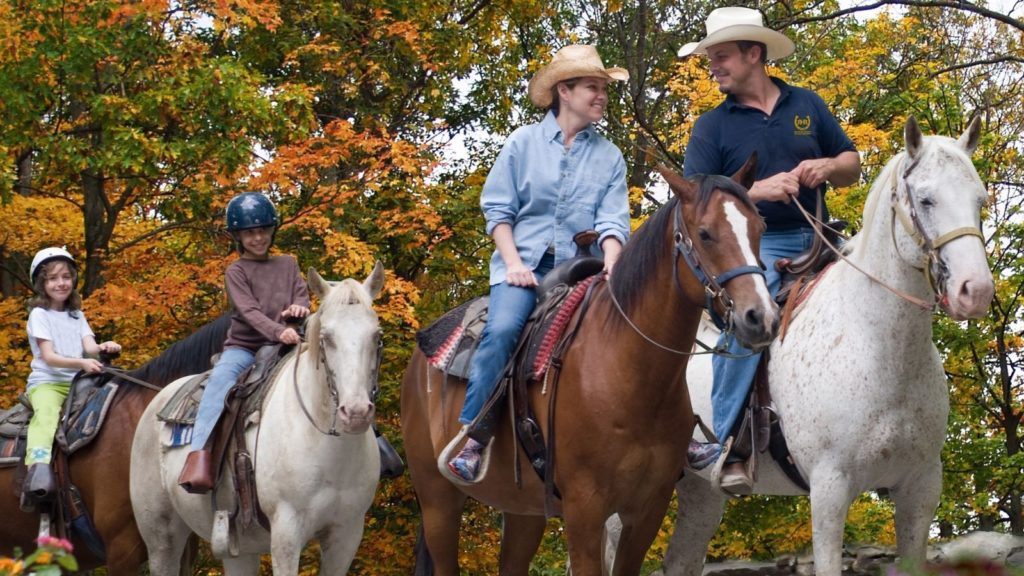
xmin=678 ymin=7 xmax=795 ymax=61
xmin=527 ymin=44 xmax=629 ymax=108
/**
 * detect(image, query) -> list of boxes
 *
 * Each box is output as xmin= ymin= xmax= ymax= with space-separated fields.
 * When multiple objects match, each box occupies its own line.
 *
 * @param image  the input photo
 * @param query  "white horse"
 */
xmin=130 ymin=263 xmax=385 ymax=575
xmin=641 ymin=117 xmax=995 ymax=576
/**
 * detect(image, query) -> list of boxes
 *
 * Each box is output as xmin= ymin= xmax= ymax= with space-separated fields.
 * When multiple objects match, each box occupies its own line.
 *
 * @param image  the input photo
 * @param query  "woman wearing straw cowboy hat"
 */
xmin=679 ymin=7 xmax=860 ymax=493
xmin=445 ymin=45 xmax=632 ymax=483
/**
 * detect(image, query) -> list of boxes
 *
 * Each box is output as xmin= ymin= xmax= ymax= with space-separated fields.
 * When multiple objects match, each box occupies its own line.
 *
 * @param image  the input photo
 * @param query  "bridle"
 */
xmin=292 ymin=317 xmax=383 ymax=437
xmin=672 ymin=197 xmax=765 ymax=331
xmin=890 ymin=155 xmax=984 ymax=308
xmin=607 ymin=195 xmax=765 ymax=356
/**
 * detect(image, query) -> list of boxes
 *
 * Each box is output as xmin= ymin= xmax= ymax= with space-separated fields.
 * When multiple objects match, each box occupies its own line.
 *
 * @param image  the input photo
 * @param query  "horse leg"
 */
xmin=417 ymin=484 xmax=469 ymax=576
xmin=808 ymin=472 xmax=856 ymax=576
xmin=133 ymin=516 xmax=191 ymax=576
xmin=610 ymin=487 xmax=677 ymax=576
xmin=319 ymin=524 xmax=363 ymax=573
xmin=498 ymin=512 xmax=546 ymax=576
xmin=222 ymin=554 xmax=261 ymax=575
xmin=890 ymin=462 xmax=942 ymax=565
xmin=268 ymin=507 xmax=307 ymax=574
xmin=660 ymin=473 xmax=726 ymax=576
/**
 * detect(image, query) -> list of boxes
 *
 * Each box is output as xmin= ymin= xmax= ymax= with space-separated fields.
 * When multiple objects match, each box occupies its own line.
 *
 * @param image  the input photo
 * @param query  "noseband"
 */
xmin=293 ymin=324 xmax=382 ymax=437
xmin=891 ymin=156 xmax=984 ymax=305
xmin=672 ymin=197 xmax=765 ymax=331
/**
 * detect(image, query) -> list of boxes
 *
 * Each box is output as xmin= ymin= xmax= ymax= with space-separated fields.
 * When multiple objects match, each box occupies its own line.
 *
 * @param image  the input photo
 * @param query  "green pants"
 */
xmin=26 ymin=382 xmax=70 ymax=465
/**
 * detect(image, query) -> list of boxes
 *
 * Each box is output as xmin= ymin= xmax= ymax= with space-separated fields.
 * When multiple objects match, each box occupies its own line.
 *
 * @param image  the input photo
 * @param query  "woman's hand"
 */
xmin=506 ymin=262 xmax=538 ymax=287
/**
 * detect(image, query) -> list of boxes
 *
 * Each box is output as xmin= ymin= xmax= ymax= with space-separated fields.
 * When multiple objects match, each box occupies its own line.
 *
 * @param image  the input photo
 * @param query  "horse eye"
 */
xmin=919 ymin=196 xmax=935 ymax=208
xmin=698 ymin=229 xmax=712 ymax=242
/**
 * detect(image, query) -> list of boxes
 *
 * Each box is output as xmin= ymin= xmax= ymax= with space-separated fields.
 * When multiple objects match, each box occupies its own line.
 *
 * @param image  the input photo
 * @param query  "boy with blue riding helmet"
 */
xmin=178 ymin=192 xmax=310 ymax=494
xmin=679 ymin=7 xmax=860 ymax=491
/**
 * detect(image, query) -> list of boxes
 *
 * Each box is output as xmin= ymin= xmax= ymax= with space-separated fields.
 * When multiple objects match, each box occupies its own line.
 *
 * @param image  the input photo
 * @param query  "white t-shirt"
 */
xmin=27 ymin=307 xmax=94 ymax=389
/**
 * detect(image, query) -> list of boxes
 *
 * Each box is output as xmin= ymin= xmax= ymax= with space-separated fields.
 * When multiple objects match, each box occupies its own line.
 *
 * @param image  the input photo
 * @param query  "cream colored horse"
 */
xmin=605 ymin=117 xmax=994 ymax=576
xmin=130 ymin=264 xmax=385 ymax=574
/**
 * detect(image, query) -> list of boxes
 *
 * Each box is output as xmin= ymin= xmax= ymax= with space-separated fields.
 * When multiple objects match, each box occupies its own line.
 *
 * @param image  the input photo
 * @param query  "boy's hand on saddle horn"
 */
xmin=278 ymin=327 xmax=302 ymax=345
xmin=283 ymin=304 xmax=310 ymax=319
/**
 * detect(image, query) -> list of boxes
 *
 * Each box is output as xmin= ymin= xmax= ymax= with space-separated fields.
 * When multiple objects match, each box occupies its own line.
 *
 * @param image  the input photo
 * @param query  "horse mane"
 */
xmin=125 ymin=313 xmax=231 ymax=387
xmin=842 ymin=152 xmax=903 ymax=258
xmin=610 ymin=174 xmax=755 ymax=318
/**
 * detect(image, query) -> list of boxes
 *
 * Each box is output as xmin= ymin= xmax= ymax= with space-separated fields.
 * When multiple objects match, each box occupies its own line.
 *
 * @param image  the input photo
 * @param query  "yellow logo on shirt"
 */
xmin=794 ymin=115 xmax=812 ymax=136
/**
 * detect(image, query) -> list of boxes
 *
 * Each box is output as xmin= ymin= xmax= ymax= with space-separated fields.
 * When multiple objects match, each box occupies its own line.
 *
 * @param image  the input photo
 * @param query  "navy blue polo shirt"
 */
xmin=683 ymin=77 xmax=856 ymax=230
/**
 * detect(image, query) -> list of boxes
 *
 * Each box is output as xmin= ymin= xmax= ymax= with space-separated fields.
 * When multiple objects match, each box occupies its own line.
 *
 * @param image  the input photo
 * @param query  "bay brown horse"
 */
xmin=0 ymin=314 xmax=229 ymax=573
xmin=401 ymin=159 xmax=780 ymax=575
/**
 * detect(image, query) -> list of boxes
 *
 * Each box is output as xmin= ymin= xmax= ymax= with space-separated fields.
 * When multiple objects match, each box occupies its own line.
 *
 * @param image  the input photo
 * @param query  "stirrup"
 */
xmin=710 ymin=437 xmax=751 ymax=498
xmin=437 ymin=425 xmax=493 ymax=487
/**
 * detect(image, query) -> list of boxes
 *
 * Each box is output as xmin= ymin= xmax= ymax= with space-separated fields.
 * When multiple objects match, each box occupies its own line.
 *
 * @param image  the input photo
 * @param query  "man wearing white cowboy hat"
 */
xmin=679 ymin=7 xmax=861 ymax=494
xmin=444 ymin=44 xmax=632 ymax=484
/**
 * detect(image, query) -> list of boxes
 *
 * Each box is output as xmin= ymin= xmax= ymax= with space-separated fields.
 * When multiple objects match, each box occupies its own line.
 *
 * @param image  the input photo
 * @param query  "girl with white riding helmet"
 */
xmin=22 ymin=246 xmax=121 ymax=506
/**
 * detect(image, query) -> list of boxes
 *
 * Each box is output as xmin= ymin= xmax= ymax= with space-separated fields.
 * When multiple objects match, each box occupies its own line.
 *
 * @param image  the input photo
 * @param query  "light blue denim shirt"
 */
xmin=481 ymin=110 xmax=630 ymax=286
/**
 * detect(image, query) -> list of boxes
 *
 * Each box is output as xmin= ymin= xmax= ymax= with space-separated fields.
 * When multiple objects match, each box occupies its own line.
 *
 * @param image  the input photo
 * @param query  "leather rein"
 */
xmin=607 ymin=198 xmax=765 ymax=356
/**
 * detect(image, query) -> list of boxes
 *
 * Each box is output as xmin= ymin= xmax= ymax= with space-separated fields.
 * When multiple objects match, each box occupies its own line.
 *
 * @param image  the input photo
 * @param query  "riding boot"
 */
xmin=22 ymin=463 xmax=57 ymax=503
xmin=178 ymin=449 xmax=214 ymax=494
xmin=375 ymin=425 xmax=405 ymax=479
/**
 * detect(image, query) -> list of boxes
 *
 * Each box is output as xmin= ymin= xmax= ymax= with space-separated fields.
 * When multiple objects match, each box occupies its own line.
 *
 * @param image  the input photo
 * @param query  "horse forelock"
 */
xmin=610 ymin=174 xmax=759 ymax=320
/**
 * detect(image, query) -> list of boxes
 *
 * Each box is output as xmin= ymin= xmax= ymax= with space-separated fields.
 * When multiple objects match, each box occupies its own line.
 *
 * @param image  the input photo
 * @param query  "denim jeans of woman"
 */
xmin=459 ymin=253 xmax=555 ymax=425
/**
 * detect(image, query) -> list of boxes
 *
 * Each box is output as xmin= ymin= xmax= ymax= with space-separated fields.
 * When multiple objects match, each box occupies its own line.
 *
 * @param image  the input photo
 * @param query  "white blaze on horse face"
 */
xmin=723 ymin=200 xmax=773 ymax=307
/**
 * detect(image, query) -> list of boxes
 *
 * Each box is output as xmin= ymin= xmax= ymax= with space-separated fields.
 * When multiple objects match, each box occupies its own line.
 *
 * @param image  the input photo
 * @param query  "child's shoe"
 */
xmin=446 ymin=439 xmax=484 ymax=482
xmin=687 ymin=439 xmax=722 ymax=471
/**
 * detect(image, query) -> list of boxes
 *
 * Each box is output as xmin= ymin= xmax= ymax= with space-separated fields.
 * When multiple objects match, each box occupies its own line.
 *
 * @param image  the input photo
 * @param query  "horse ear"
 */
xmin=905 ymin=116 xmax=923 ymax=158
xmin=731 ymin=152 xmax=757 ymax=191
xmin=307 ymin=268 xmax=331 ymax=300
xmin=957 ymin=115 xmax=982 ymax=155
xmin=364 ymin=261 xmax=385 ymax=300
xmin=656 ymin=164 xmax=698 ymax=204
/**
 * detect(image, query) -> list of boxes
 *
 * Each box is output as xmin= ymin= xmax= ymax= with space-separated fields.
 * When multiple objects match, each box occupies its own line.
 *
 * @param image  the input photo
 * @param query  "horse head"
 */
xmin=898 ymin=116 xmax=994 ymax=320
xmin=659 ymin=154 xmax=779 ymax=351
xmin=306 ymin=261 xmax=385 ymax=434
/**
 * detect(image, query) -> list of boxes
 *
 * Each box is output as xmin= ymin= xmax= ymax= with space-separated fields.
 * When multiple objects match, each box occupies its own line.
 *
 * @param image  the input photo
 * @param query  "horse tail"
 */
xmin=413 ymin=524 xmax=434 ymax=576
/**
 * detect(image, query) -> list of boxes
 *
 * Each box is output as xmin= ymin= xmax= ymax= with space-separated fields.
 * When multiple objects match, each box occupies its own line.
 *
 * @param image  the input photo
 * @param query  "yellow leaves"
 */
xmin=0 ymin=195 xmax=85 ymax=257
xmin=211 ymin=0 xmax=281 ymax=32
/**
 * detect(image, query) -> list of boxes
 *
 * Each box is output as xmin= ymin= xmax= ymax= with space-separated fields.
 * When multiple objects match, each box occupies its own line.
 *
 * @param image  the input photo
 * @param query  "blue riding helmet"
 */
xmin=225 ymin=192 xmax=279 ymax=232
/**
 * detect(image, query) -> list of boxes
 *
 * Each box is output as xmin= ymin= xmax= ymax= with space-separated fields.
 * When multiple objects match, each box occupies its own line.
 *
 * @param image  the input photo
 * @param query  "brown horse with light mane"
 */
xmin=402 ymin=159 xmax=780 ymax=575
xmin=0 ymin=315 xmax=229 ymax=574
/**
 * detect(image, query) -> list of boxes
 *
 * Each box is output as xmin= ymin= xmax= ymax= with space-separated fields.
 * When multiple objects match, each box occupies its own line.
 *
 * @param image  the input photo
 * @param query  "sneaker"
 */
xmin=687 ymin=440 xmax=722 ymax=471
xmin=447 ymin=442 xmax=483 ymax=482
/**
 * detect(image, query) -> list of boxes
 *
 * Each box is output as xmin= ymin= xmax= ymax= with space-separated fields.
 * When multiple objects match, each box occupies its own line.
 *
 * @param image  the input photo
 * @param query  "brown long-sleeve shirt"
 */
xmin=223 ymin=255 xmax=310 ymax=352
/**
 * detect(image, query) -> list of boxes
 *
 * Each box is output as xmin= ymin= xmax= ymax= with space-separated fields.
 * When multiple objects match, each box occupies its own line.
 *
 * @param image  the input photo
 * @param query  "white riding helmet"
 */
xmin=30 ymin=246 xmax=76 ymax=284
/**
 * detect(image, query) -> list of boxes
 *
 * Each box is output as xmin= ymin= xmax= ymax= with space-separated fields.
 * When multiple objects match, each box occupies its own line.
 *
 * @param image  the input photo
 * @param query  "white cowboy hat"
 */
xmin=678 ymin=7 xmax=795 ymax=61
xmin=527 ymin=44 xmax=629 ymax=108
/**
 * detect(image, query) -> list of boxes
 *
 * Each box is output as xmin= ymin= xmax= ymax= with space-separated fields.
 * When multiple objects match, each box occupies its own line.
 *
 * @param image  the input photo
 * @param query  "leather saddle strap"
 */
xmin=753 ymin=353 xmax=772 ymax=454
xmin=542 ymin=276 xmax=603 ymax=517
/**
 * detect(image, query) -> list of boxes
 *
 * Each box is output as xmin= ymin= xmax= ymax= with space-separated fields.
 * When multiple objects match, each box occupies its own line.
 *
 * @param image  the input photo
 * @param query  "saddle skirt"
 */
xmin=0 ymin=371 xmax=119 ymax=467
xmin=416 ymin=257 xmax=605 ymax=383
xmin=155 ymin=344 xmax=292 ymax=448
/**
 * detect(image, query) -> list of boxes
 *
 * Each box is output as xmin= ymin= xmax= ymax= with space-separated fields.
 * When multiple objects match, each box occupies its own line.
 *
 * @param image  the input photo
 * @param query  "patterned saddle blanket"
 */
xmin=416 ymin=256 xmax=605 ymax=382
xmin=0 ymin=371 xmax=120 ymax=467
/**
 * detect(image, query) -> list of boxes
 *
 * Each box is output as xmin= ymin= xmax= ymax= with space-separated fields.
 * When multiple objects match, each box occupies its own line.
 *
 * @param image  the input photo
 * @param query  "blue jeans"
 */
xmin=711 ymin=228 xmax=814 ymax=443
xmin=460 ymin=254 xmax=554 ymax=425
xmin=191 ymin=346 xmax=255 ymax=450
